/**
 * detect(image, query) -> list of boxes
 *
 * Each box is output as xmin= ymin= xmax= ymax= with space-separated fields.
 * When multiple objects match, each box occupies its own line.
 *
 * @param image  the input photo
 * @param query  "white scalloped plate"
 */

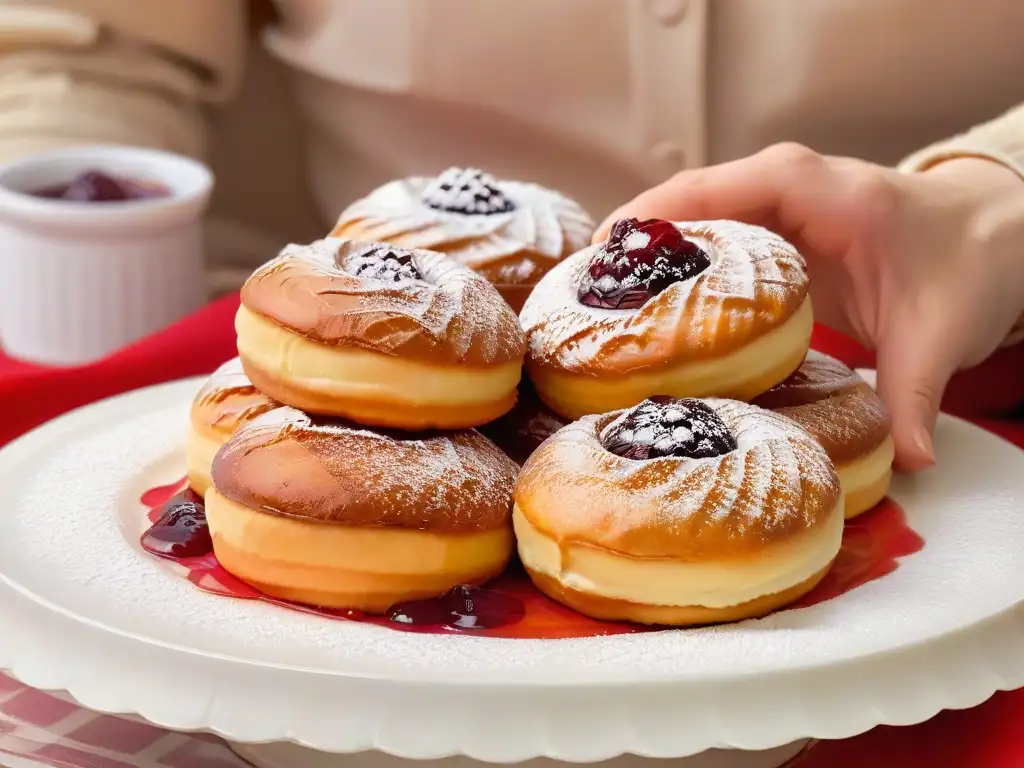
xmin=1 ymin=376 xmax=1024 ymax=763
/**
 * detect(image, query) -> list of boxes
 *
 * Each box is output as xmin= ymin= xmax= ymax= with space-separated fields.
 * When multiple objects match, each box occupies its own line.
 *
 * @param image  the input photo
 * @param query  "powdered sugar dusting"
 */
xmin=332 ymin=173 xmax=594 ymax=285
xmin=520 ymin=220 xmax=808 ymax=373
xmin=421 ymin=167 xmax=516 ymax=215
xmin=778 ymin=391 xmax=890 ymax=464
xmin=193 ymin=357 xmax=278 ymax=428
xmin=622 ymin=230 xmax=651 ymax=251
xmin=599 ymin=398 xmax=736 ymax=460
xmin=242 ymin=239 xmax=526 ymax=366
xmin=755 ymin=351 xmax=891 ymax=464
xmin=346 ymin=243 xmax=422 ymax=283
xmin=577 ymin=219 xmax=712 ymax=310
xmin=196 ymin=357 xmax=251 ymax=401
xmin=214 ymin=407 xmax=518 ymax=532
xmin=517 ymin=398 xmax=840 ymax=556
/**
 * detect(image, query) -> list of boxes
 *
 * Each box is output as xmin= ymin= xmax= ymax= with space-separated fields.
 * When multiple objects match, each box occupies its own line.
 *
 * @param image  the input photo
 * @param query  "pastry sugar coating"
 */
xmin=187 ymin=357 xmax=278 ymax=495
xmin=755 ymin=350 xmax=894 ymax=518
xmin=513 ymin=396 xmax=843 ymax=626
xmin=236 ymin=238 xmax=526 ymax=430
xmin=331 ymin=167 xmax=594 ymax=292
xmin=520 ymin=218 xmax=813 ymax=419
xmin=207 ymin=406 xmax=518 ymax=612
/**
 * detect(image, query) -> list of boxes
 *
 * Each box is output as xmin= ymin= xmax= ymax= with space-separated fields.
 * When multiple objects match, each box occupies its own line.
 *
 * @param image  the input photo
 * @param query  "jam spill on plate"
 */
xmin=792 ymin=499 xmax=924 ymax=609
xmin=140 ymin=480 xmax=922 ymax=638
xmin=141 ymin=489 xmax=211 ymax=559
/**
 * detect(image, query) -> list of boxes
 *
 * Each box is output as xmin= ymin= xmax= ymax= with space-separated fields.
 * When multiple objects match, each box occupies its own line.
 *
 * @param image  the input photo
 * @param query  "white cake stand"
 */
xmin=1 ymin=377 xmax=1024 ymax=768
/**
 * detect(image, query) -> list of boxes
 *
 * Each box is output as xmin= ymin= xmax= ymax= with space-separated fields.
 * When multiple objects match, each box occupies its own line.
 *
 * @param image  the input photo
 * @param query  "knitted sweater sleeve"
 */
xmin=899 ymin=103 xmax=1024 ymax=183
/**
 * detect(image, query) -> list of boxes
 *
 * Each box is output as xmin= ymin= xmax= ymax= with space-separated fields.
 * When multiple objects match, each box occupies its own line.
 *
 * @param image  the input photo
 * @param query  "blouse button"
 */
xmin=645 ymin=0 xmax=690 ymax=27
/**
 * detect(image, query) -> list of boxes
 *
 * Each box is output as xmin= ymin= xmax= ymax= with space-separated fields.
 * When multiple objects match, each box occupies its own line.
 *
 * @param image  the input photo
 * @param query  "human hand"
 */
xmin=597 ymin=144 xmax=1024 ymax=471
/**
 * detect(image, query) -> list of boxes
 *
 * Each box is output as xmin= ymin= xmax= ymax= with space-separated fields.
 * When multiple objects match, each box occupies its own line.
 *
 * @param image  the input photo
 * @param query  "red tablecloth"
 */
xmin=1 ymin=294 xmax=1023 ymax=768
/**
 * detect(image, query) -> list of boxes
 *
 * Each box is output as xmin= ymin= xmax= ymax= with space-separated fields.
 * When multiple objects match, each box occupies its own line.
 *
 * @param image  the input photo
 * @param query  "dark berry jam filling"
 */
xmin=141 ymin=490 xmax=213 ymax=559
xmin=388 ymin=585 xmax=526 ymax=631
xmin=422 ymin=167 xmax=516 ymax=215
xmin=348 ymin=244 xmax=422 ymax=283
xmin=578 ymin=218 xmax=710 ymax=310
xmin=600 ymin=396 xmax=737 ymax=460
xmin=33 ymin=170 xmax=169 ymax=203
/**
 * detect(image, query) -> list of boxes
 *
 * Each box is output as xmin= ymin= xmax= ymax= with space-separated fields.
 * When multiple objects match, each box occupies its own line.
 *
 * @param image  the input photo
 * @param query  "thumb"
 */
xmin=875 ymin=316 xmax=960 ymax=472
xmin=593 ymin=143 xmax=824 ymax=242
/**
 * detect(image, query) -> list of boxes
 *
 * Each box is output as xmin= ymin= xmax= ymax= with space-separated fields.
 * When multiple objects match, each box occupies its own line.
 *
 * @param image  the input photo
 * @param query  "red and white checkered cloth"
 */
xmin=0 ymin=673 xmax=249 ymax=768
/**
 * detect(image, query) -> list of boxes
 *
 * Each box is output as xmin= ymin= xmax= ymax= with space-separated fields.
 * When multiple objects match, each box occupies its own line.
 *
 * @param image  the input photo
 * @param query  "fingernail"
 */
xmin=913 ymin=430 xmax=936 ymax=465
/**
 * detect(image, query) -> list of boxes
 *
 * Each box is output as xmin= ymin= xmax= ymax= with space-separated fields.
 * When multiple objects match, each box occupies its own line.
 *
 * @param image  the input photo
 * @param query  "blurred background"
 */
xmin=162 ymin=0 xmax=324 ymax=293
xmin=6 ymin=0 xmax=1021 ymax=296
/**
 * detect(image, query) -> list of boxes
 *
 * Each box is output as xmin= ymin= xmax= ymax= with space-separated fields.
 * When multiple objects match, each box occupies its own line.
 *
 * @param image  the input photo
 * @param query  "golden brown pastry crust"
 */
xmin=844 ymin=462 xmax=893 ymax=519
xmin=331 ymin=171 xmax=594 ymax=286
xmin=240 ymin=238 xmax=526 ymax=367
xmin=209 ymin=530 xmax=513 ymax=614
xmin=520 ymin=220 xmax=809 ymax=376
xmin=754 ymin=350 xmax=891 ymax=466
xmin=212 ymin=406 xmax=518 ymax=533
xmin=514 ymin=399 xmax=841 ymax=560
xmin=527 ymin=564 xmax=832 ymax=626
xmin=240 ymin=357 xmax=519 ymax=433
xmin=189 ymin=357 xmax=278 ymax=438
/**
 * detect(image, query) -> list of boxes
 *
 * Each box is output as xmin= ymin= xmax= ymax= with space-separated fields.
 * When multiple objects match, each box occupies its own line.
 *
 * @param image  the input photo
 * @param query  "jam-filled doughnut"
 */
xmin=520 ymin=218 xmax=813 ymax=419
xmin=187 ymin=357 xmax=278 ymax=495
xmin=754 ymin=350 xmax=893 ymax=518
xmin=514 ymin=397 xmax=843 ymax=626
xmin=206 ymin=407 xmax=518 ymax=612
xmin=236 ymin=238 xmax=527 ymax=430
xmin=330 ymin=167 xmax=594 ymax=309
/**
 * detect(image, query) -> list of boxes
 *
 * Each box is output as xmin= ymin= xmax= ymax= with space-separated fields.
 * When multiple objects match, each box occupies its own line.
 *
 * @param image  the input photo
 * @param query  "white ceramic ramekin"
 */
xmin=0 ymin=145 xmax=213 ymax=365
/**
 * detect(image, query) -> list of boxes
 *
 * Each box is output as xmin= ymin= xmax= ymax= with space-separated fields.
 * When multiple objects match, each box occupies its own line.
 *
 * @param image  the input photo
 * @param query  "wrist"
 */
xmin=931 ymin=158 xmax=1024 ymax=343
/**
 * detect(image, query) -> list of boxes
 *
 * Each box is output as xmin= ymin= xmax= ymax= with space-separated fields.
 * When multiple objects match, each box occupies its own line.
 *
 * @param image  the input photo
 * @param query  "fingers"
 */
xmin=594 ymin=143 xmax=825 ymax=242
xmin=875 ymin=307 xmax=961 ymax=472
